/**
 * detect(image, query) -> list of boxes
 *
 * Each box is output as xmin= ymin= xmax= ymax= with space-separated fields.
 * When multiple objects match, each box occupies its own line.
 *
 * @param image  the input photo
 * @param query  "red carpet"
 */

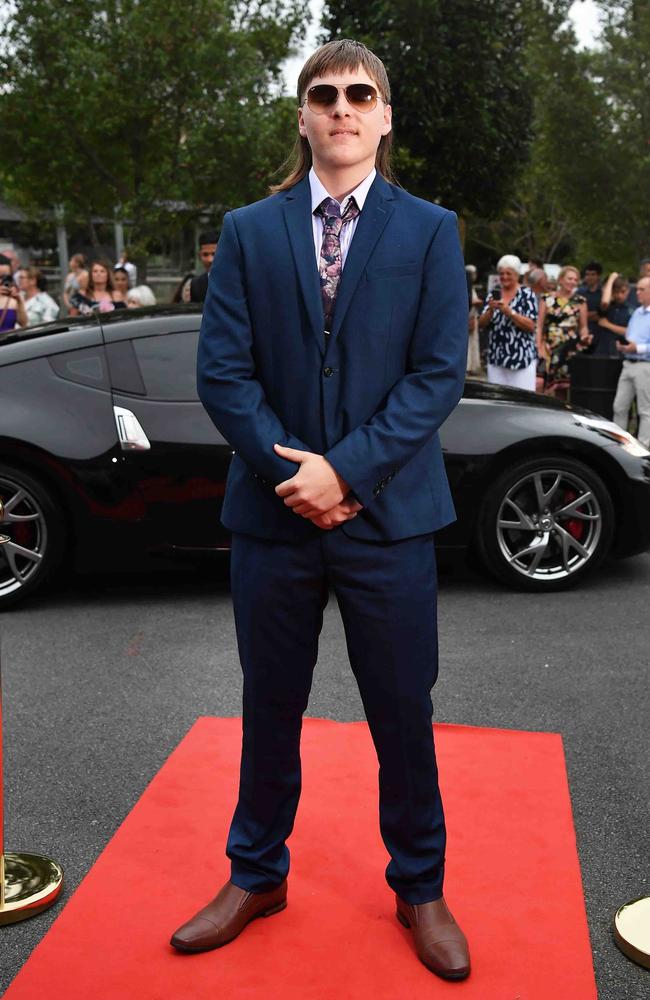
xmin=5 ymin=717 xmax=597 ymax=998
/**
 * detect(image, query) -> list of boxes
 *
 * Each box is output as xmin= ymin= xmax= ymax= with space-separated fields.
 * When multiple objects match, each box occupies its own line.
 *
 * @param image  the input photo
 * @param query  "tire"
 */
xmin=475 ymin=455 xmax=615 ymax=592
xmin=0 ymin=464 xmax=66 ymax=610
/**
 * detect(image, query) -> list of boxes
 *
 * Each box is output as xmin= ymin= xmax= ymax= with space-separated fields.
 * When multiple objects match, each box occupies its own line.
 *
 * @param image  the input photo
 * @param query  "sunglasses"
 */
xmin=303 ymin=83 xmax=383 ymax=114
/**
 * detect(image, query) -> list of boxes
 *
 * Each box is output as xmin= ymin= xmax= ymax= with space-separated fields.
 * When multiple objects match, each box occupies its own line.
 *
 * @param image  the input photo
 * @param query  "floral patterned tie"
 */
xmin=315 ymin=196 xmax=360 ymax=330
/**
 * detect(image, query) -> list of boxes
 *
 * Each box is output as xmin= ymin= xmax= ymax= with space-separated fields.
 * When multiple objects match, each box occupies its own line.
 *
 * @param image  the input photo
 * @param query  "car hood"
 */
xmin=464 ymin=378 xmax=571 ymax=412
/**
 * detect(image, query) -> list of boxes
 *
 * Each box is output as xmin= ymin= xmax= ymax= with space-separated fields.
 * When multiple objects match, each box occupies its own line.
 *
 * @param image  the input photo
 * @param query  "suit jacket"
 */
xmin=190 ymin=270 xmax=209 ymax=303
xmin=197 ymin=172 xmax=468 ymax=542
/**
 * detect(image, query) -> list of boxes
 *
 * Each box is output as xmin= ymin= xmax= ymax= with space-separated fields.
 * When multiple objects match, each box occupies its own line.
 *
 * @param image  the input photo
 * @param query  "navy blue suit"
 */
xmin=197 ymin=172 xmax=467 ymax=903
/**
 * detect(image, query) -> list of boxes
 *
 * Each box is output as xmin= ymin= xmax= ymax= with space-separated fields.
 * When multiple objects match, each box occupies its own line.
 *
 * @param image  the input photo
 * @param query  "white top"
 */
xmin=309 ymin=167 xmax=376 ymax=268
xmin=24 ymin=291 xmax=60 ymax=326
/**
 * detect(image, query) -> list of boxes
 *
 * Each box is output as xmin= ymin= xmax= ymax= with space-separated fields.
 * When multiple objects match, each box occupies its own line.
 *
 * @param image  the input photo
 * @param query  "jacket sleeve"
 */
xmin=324 ymin=210 xmax=468 ymax=507
xmin=197 ymin=211 xmax=312 ymax=484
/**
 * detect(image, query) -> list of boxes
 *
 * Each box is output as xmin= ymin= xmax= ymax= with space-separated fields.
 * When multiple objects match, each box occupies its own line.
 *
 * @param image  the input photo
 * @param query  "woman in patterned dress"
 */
xmin=537 ymin=265 xmax=591 ymax=399
xmin=478 ymin=254 xmax=538 ymax=390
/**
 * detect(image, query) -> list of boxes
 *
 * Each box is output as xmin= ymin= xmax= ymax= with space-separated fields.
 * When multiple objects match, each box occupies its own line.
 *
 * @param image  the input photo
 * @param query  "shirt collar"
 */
xmin=309 ymin=166 xmax=376 ymax=216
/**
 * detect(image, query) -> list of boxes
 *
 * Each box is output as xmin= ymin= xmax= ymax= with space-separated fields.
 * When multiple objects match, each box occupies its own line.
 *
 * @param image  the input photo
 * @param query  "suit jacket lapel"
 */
xmin=330 ymin=175 xmax=395 ymax=343
xmin=282 ymin=177 xmax=325 ymax=357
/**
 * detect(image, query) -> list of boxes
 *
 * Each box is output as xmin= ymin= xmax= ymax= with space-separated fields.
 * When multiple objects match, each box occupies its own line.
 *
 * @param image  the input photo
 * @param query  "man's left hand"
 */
xmin=310 ymin=496 xmax=364 ymax=530
xmin=274 ymin=444 xmax=349 ymax=516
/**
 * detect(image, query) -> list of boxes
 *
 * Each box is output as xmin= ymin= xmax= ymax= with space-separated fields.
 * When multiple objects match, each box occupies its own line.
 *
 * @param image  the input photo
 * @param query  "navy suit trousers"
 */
xmin=226 ymin=529 xmax=446 ymax=905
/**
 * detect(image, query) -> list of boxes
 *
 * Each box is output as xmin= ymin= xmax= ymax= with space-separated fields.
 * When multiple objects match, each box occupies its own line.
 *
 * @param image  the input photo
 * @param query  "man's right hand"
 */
xmin=309 ymin=496 xmax=363 ymax=531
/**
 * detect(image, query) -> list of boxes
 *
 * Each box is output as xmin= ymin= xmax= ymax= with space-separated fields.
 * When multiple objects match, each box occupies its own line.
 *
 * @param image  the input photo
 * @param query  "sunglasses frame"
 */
xmin=302 ymin=83 xmax=385 ymax=115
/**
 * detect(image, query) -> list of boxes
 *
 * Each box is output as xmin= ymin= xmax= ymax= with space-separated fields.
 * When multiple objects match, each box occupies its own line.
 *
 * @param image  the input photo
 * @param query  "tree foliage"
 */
xmin=0 ymin=0 xmax=303 ymax=249
xmin=468 ymin=0 xmax=650 ymax=273
xmin=467 ymin=2 xmax=599 ymax=265
xmin=321 ymin=0 xmax=536 ymax=215
xmin=579 ymin=0 xmax=650 ymax=269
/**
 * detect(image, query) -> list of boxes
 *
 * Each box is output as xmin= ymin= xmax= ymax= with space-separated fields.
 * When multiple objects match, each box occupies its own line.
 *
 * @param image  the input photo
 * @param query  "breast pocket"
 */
xmin=365 ymin=262 xmax=420 ymax=280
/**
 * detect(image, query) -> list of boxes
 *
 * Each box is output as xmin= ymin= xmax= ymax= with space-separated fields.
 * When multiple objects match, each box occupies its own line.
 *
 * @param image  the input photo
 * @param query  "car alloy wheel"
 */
xmin=477 ymin=456 xmax=614 ymax=591
xmin=0 ymin=466 xmax=64 ymax=609
xmin=497 ymin=468 xmax=602 ymax=580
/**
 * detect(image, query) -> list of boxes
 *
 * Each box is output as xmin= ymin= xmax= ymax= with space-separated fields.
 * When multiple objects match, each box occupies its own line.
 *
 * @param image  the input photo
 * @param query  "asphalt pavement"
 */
xmin=0 ymin=551 xmax=649 ymax=998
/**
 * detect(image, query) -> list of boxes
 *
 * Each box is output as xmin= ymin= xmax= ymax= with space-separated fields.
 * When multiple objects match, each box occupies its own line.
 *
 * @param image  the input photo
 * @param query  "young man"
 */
xmin=189 ymin=229 xmax=219 ymax=304
xmin=595 ymin=271 xmax=631 ymax=356
xmin=171 ymin=39 xmax=470 ymax=981
xmin=578 ymin=261 xmax=603 ymax=340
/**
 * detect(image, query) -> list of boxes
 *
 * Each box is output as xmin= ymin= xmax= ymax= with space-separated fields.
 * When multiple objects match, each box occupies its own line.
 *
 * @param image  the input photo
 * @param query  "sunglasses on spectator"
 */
xmin=302 ymin=84 xmax=385 ymax=114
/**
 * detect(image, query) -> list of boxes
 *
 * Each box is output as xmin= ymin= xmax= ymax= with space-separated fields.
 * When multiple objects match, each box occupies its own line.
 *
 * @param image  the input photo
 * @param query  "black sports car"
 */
xmin=1 ymin=306 xmax=649 ymax=609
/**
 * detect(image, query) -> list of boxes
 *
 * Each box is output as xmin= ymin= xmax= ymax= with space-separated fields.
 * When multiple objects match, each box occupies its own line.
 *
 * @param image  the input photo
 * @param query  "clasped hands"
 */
xmin=273 ymin=443 xmax=362 ymax=530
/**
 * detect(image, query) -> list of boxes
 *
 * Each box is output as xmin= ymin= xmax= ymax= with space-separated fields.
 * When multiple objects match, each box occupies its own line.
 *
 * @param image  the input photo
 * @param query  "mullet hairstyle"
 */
xmin=270 ymin=38 xmax=396 ymax=193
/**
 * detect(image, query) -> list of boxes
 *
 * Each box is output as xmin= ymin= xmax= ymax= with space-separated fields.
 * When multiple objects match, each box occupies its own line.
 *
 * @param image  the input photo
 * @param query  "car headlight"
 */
xmin=573 ymin=413 xmax=650 ymax=457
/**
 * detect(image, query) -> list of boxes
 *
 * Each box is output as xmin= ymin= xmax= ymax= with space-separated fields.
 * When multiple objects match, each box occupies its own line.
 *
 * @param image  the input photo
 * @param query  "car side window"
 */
xmin=131 ymin=330 xmax=200 ymax=401
xmin=49 ymin=347 xmax=110 ymax=389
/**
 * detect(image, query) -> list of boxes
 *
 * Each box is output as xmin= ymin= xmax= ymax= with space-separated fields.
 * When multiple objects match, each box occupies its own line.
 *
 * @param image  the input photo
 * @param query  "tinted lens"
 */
xmin=346 ymin=84 xmax=377 ymax=111
xmin=306 ymin=83 xmax=379 ymax=113
xmin=307 ymin=85 xmax=339 ymax=110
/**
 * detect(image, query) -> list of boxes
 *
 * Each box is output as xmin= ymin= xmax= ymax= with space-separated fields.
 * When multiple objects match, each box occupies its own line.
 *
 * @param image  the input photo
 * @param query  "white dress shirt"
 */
xmin=309 ymin=167 xmax=376 ymax=268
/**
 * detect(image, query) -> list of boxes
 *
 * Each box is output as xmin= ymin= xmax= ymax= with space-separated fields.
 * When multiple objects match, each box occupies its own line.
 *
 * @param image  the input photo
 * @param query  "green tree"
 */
xmin=579 ymin=0 xmax=650 ymax=271
xmin=469 ymin=0 xmax=650 ymax=274
xmin=0 ymin=0 xmax=303 ymax=256
xmin=321 ymin=0 xmax=535 ymax=216
xmin=466 ymin=3 xmax=602 ymax=266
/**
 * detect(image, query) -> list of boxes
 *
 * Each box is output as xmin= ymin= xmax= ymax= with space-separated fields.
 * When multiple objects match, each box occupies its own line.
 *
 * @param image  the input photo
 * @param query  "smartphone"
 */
xmin=492 ymin=285 xmax=502 ymax=301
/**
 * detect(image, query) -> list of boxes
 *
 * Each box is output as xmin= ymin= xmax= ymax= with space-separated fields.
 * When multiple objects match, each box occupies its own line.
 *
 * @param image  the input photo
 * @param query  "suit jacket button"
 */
xmin=323 ymin=366 xmax=334 ymax=378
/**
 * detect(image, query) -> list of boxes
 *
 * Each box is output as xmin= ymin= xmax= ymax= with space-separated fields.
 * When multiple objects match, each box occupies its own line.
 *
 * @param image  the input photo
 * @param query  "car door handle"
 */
xmin=113 ymin=406 xmax=151 ymax=451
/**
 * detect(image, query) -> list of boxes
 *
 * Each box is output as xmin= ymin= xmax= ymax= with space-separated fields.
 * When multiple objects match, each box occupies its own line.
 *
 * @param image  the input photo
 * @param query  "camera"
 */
xmin=491 ymin=285 xmax=502 ymax=301
xmin=0 ymin=274 xmax=13 ymax=291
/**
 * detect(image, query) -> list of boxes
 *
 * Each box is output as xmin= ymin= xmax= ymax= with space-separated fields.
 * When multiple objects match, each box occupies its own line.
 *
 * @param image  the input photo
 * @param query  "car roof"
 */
xmin=0 ymin=304 xmax=203 ymax=348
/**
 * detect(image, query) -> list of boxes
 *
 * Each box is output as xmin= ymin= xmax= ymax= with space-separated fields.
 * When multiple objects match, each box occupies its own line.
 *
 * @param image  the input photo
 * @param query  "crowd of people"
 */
xmin=3 ymin=235 xmax=649 ymax=448
xmin=0 ymin=248 xmax=159 ymax=334
xmin=468 ymin=254 xmax=650 ymax=447
xmin=0 ymin=229 xmax=220 ymax=336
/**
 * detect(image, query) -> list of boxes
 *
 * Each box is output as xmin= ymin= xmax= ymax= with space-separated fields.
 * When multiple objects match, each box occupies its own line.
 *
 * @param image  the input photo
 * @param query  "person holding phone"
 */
xmin=478 ymin=254 xmax=538 ymax=390
xmin=0 ymin=254 xmax=28 ymax=333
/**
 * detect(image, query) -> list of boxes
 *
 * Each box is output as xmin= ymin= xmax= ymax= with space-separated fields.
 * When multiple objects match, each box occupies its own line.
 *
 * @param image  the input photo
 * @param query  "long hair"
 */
xmin=87 ymin=259 xmax=115 ymax=294
xmin=270 ymin=39 xmax=396 ymax=193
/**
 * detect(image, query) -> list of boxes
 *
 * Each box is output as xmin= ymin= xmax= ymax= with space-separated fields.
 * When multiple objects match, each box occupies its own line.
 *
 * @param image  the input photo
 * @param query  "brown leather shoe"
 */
xmin=396 ymin=895 xmax=470 ymax=980
xmin=170 ymin=879 xmax=287 ymax=953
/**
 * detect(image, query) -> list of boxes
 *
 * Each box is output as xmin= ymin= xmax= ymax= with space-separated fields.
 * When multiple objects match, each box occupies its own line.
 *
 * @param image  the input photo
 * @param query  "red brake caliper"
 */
xmin=563 ymin=489 xmax=585 ymax=540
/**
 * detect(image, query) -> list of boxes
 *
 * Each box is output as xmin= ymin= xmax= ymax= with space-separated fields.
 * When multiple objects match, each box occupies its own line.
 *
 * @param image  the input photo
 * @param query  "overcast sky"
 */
xmin=282 ymin=0 xmax=603 ymax=94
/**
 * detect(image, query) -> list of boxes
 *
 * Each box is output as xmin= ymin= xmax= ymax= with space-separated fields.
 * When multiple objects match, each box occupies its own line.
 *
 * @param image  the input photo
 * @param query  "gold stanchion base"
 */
xmin=0 ymin=852 xmax=64 ymax=926
xmin=613 ymin=896 xmax=650 ymax=970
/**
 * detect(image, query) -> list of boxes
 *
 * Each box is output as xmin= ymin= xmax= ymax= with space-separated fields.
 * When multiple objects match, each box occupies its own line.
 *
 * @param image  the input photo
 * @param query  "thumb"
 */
xmin=274 ymin=443 xmax=310 ymax=463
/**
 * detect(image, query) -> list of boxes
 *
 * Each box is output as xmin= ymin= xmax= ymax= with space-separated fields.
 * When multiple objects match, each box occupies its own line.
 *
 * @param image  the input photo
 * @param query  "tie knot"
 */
xmin=316 ymin=196 xmax=359 ymax=228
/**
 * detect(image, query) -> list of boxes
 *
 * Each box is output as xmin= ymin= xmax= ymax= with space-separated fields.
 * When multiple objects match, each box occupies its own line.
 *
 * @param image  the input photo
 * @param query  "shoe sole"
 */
xmin=395 ymin=909 xmax=470 ymax=981
xmin=170 ymin=899 xmax=287 ymax=953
